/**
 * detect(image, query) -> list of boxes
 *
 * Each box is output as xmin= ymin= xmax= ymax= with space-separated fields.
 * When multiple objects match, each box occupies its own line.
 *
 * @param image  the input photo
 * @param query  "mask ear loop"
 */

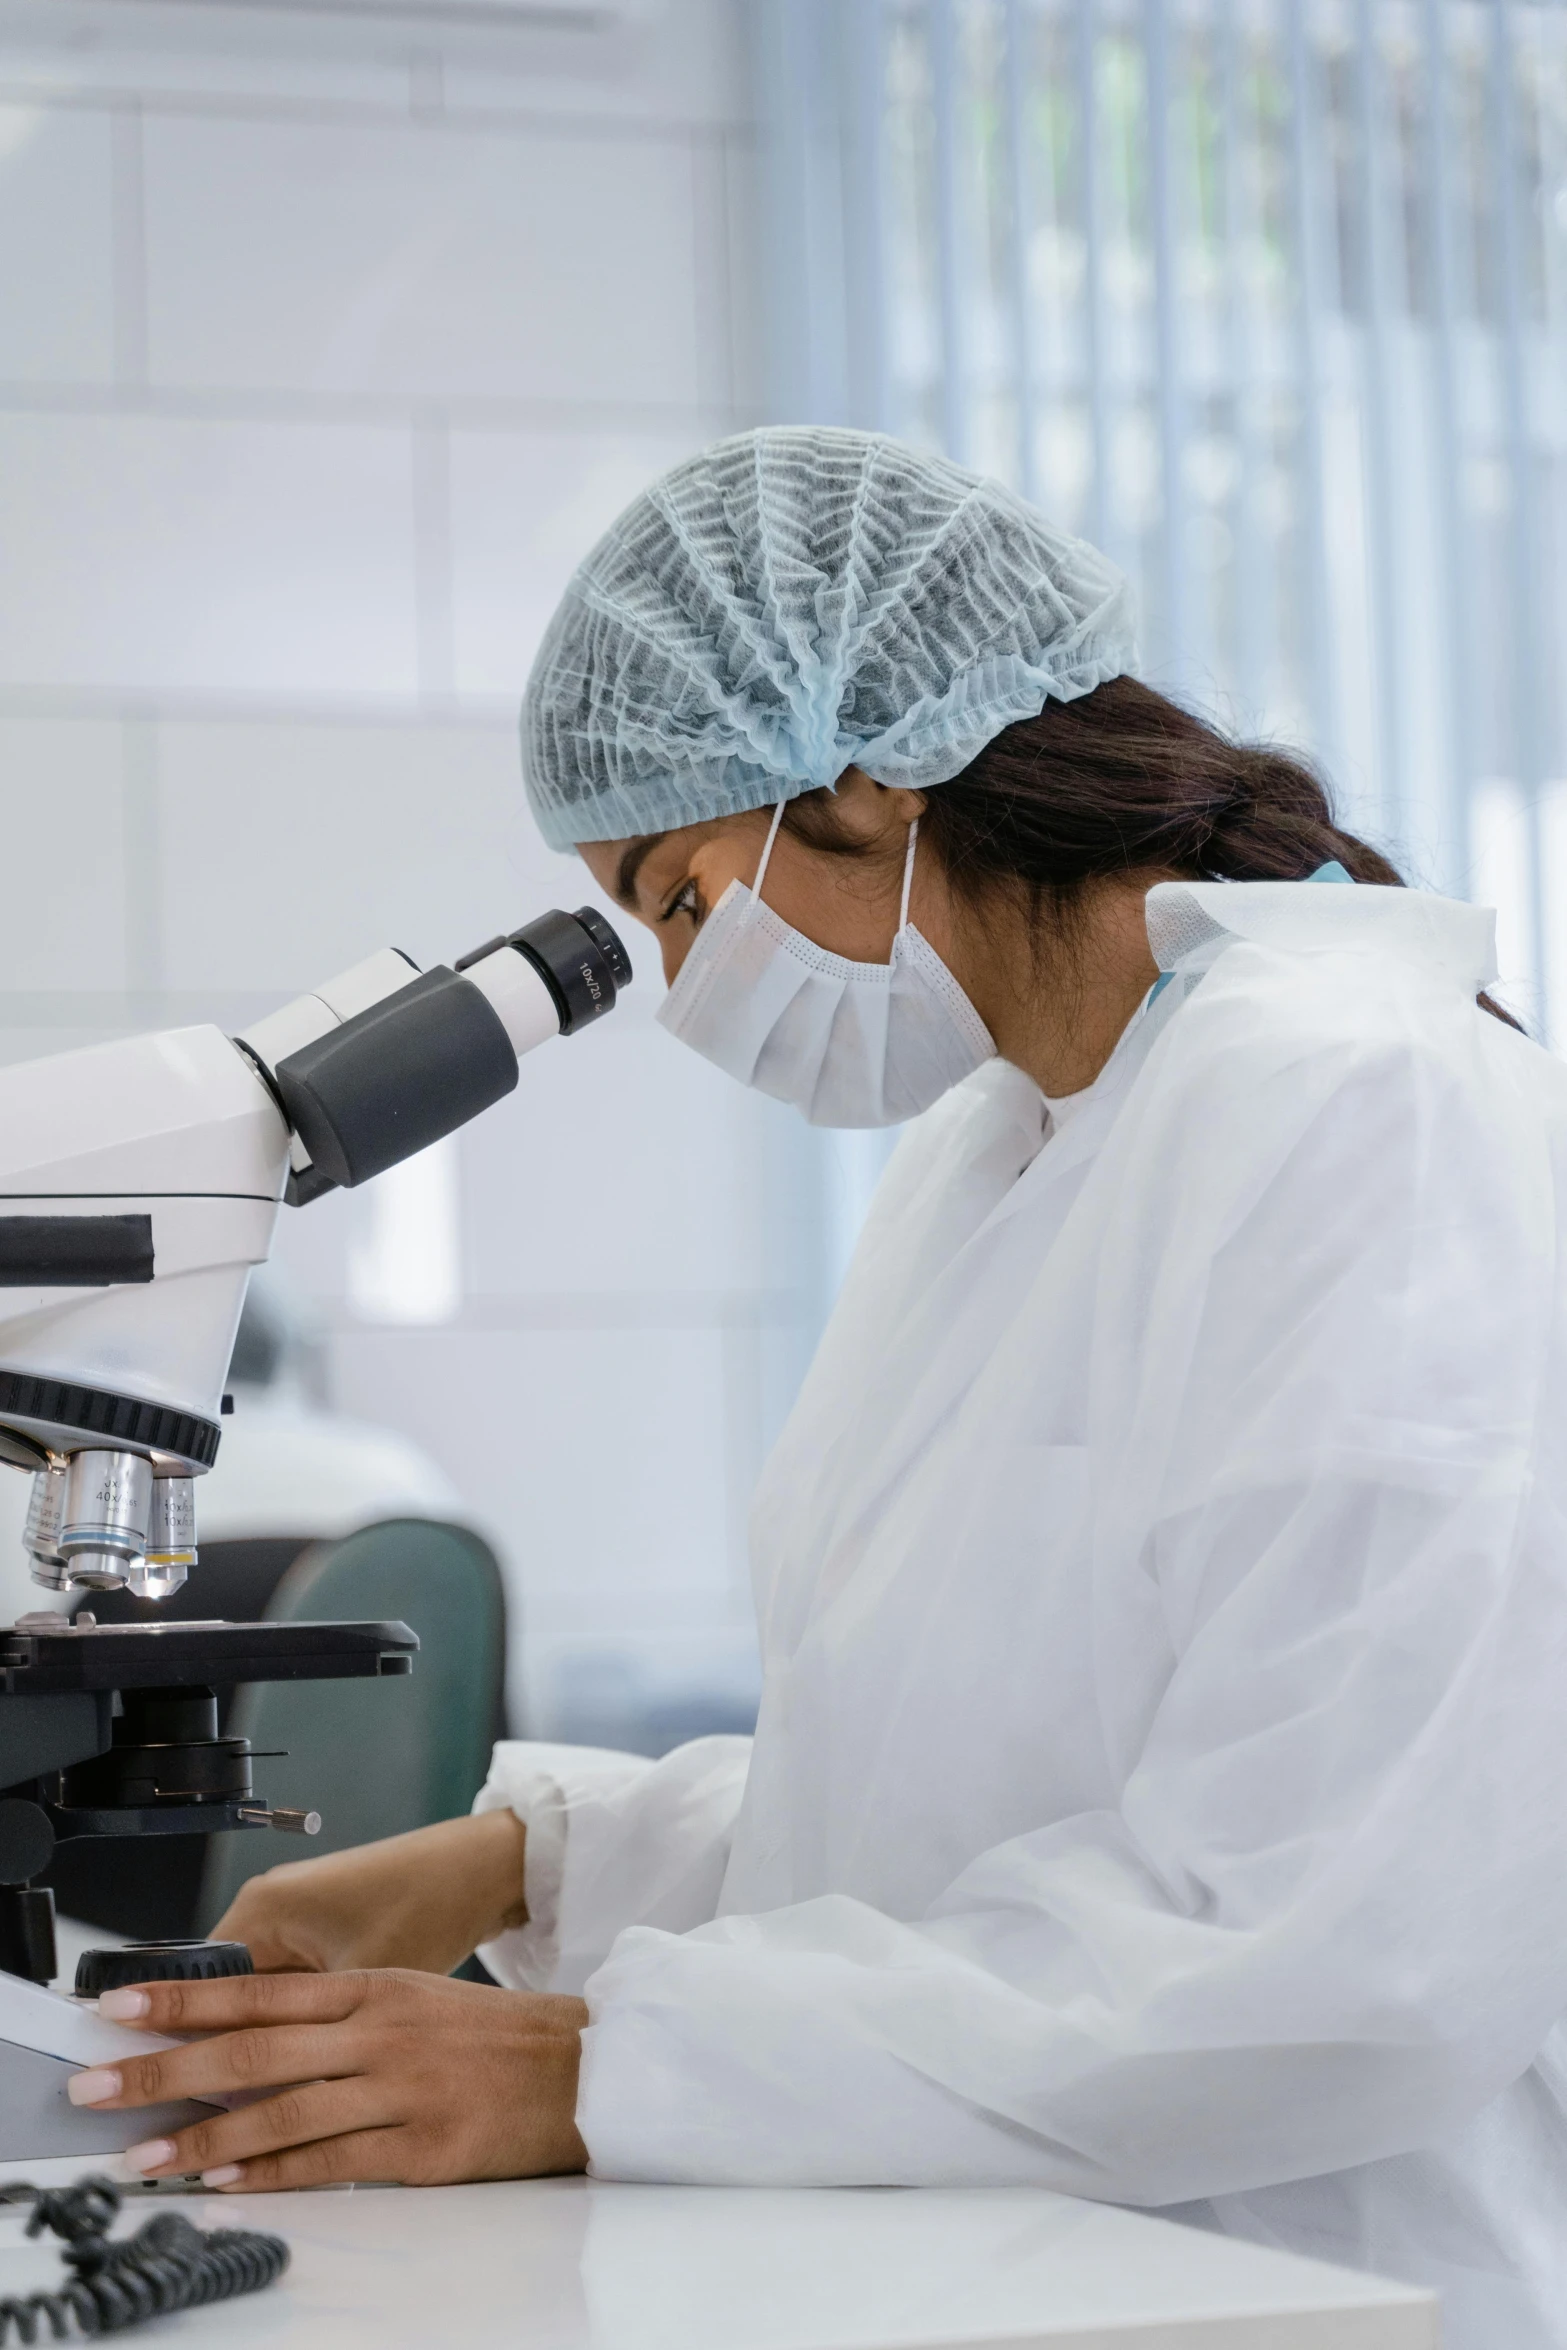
xmin=746 ymin=797 xmax=789 ymax=923
xmin=895 ymin=818 xmax=919 ymax=956
xmin=749 ymin=799 xmax=917 ymax=953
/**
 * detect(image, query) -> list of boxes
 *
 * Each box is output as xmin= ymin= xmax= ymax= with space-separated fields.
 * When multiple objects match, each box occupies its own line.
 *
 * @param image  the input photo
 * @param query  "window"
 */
xmin=758 ymin=0 xmax=1567 ymax=1031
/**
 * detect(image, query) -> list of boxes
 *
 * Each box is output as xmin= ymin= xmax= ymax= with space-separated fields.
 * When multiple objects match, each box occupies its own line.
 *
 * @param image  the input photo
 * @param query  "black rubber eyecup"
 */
xmin=573 ymin=906 xmax=633 ymax=988
xmin=75 ymin=1939 xmax=255 ymax=1997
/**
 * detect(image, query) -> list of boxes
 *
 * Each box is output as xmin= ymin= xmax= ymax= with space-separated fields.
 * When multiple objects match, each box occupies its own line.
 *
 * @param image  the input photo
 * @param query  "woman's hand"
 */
xmin=209 ymin=1809 xmax=529 ymax=1977
xmin=66 ymin=1970 xmax=588 ymax=2191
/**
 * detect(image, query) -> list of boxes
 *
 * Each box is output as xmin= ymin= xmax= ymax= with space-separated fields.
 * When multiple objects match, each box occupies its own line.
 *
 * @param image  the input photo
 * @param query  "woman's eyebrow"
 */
xmin=615 ymin=833 xmax=670 ymax=906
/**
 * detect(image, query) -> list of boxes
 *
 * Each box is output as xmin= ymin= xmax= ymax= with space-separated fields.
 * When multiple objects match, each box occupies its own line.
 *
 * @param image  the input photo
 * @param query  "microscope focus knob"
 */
xmin=0 ymin=1799 xmax=58 ymax=1986
xmin=74 ymin=1939 xmax=254 ymax=1997
xmin=0 ymin=1797 xmax=54 ymax=1887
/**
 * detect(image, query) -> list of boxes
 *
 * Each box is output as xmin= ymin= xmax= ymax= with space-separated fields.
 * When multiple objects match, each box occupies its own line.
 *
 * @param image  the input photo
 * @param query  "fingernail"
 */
xmin=66 ymin=2068 xmax=120 ymax=2107
xmin=201 ymin=2165 xmax=244 ymax=2188
xmin=121 ymin=2139 xmax=176 ymax=2175
xmin=97 ymin=1988 xmax=150 ymax=2021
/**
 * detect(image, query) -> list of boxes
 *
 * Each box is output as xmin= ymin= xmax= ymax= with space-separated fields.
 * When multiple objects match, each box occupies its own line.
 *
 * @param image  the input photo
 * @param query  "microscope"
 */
xmin=0 ymin=906 xmax=630 ymax=2165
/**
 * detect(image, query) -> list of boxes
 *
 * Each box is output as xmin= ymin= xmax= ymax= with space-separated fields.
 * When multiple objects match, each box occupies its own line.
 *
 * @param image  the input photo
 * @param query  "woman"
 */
xmin=73 ymin=431 xmax=1567 ymax=2349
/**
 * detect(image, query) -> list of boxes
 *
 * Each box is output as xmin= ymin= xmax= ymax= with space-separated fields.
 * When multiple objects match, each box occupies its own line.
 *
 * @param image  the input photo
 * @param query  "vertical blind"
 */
xmin=757 ymin=0 xmax=1567 ymax=1035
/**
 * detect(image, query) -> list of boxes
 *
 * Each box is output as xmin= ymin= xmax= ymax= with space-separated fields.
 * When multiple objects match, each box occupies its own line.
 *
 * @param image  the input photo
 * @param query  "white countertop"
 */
xmin=0 ymin=2175 xmax=1436 ymax=2349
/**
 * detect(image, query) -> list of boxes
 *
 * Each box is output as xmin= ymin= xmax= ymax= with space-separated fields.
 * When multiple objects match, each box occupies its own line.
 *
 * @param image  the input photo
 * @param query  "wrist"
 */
xmin=467 ymin=1807 xmax=529 ymax=1942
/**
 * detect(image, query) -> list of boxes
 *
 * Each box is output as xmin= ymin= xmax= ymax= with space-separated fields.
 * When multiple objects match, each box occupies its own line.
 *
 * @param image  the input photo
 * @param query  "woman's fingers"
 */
xmin=200 ymin=2126 xmax=416 ymax=2194
xmin=97 ymin=1966 xmax=372 ymax=2034
xmin=70 ymin=2015 xmax=371 ymax=2112
xmin=71 ymin=1970 xmax=384 ymax=2116
xmin=121 ymin=2077 xmax=389 ymax=2181
xmin=205 ymin=1900 xmax=320 ymax=1975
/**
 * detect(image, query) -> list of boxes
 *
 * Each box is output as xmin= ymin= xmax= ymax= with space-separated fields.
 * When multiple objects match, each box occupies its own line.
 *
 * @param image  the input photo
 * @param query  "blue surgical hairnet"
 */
xmin=521 ymin=426 xmax=1136 ymax=850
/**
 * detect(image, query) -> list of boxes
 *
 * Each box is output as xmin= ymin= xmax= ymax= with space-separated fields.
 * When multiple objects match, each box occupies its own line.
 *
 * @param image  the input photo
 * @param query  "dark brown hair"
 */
xmin=784 ymin=673 xmax=1519 ymax=1026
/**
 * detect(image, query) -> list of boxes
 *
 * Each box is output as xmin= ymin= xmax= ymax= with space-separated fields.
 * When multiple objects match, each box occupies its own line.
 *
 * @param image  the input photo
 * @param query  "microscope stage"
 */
xmin=0 ymin=1617 xmax=419 ymax=1808
xmin=1 ymin=1618 xmax=417 ymax=1696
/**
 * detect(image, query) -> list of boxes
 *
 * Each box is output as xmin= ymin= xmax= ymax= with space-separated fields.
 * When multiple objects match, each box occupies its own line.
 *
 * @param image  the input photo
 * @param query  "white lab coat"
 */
xmin=478 ymin=881 xmax=1567 ymax=2349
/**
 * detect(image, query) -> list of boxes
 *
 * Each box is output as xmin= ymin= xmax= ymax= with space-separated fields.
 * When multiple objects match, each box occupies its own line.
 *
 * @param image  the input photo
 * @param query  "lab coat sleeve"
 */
xmin=473 ymin=1736 xmax=751 ymax=1995
xmin=571 ymin=1003 xmax=1567 ymax=2198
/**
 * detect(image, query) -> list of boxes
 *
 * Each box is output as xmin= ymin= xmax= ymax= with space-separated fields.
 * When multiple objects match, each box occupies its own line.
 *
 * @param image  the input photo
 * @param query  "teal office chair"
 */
xmin=198 ymin=1517 xmax=507 ymax=1933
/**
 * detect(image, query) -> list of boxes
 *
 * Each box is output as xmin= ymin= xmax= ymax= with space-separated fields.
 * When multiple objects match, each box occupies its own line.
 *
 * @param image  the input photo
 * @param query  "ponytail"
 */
xmin=784 ymin=674 xmax=1518 ymax=1028
xmin=916 ymin=675 xmax=1400 ymax=892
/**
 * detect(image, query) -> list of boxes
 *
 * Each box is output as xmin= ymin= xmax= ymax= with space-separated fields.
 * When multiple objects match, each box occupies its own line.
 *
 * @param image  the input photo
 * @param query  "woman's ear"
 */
xmin=831 ymin=768 xmax=927 ymax=842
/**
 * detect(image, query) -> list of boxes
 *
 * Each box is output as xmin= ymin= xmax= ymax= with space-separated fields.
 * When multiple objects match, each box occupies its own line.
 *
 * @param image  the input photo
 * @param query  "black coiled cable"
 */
xmin=0 ymin=2175 xmax=289 ymax=2340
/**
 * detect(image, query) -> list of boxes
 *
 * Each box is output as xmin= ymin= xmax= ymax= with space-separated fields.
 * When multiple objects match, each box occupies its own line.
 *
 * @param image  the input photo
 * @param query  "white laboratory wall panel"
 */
xmin=329 ymin=1319 xmax=737 ymax=1712
xmin=0 ymin=0 xmax=743 ymax=123
xmin=0 ymin=1025 xmax=128 ymax=1073
xmin=143 ymin=111 xmax=710 ymax=408
xmin=457 ymin=1004 xmax=816 ymax=1303
xmin=0 ymin=412 xmax=419 ymax=698
xmin=449 ymin=426 xmax=704 ymax=700
xmin=155 ymin=717 xmax=539 ymax=992
xmin=0 ymin=8 xmax=414 ymax=110
xmin=720 ymin=130 xmax=763 ymax=418
xmin=0 ymin=718 xmax=127 ymax=990
xmin=262 ymin=1173 xmax=357 ymax=1316
xmin=0 ymin=102 xmax=114 ymax=385
xmin=331 ymin=1322 xmax=731 ymax=1596
xmin=440 ymin=0 xmax=747 ymax=130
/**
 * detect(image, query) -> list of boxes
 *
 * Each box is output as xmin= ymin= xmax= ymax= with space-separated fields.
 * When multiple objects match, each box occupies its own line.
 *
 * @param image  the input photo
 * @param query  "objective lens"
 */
xmin=60 ymin=1450 xmax=153 ymax=1563
xmin=124 ymin=1557 xmax=188 ymax=1601
xmin=60 ymin=1549 xmax=130 ymax=1592
xmin=145 ymin=1474 xmax=197 ymax=1588
xmin=56 ymin=1450 xmax=154 ymax=1591
xmin=24 ymin=1464 xmax=68 ymax=1589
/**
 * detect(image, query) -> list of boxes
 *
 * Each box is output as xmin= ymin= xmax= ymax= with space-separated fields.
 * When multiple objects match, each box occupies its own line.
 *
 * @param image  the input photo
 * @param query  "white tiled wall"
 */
xmin=143 ymin=116 xmax=714 ymax=406
xmin=0 ymin=0 xmax=794 ymax=1735
xmin=154 ymin=718 xmax=540 ymax=989
xmin=0 ymin=412 xmax=423 ymax=697
xmin=448 ymin=428 xmax=703 ymax=697
xmin=0 ymin=718 xmax=128 ymax=987
xmin=0 ymin=103 xmax=115 ymax=380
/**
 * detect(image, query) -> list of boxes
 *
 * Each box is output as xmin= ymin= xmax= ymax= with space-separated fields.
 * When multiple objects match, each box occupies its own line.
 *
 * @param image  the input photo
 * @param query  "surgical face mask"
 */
xmin=656 ymin=800 xmax=996 ymax=1127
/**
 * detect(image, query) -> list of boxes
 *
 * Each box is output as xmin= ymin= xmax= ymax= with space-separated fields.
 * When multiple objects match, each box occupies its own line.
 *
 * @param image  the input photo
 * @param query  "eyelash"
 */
xmin=662 ymin=880 xmax=702 ymax=925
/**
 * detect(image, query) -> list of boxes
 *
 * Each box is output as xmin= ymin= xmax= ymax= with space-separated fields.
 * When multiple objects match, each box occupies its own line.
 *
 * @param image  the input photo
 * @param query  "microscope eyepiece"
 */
xmin=504 ymin=906 xmax=632 ymax=1035
xmin=258 ymin=905 xmax=634 ymax=1196
xmin=573 ymin=906 xmax=634 ymax=990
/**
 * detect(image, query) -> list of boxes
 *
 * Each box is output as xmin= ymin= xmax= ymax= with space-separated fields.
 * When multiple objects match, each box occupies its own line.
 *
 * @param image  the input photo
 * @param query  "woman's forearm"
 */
xmin=211 ymin=1808 xmax=530 ymax=1976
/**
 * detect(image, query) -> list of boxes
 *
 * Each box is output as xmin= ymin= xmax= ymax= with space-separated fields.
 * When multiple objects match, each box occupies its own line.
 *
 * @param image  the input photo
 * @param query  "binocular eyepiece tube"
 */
xmin=240 ymin=904 xmax=632 ymax=1203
